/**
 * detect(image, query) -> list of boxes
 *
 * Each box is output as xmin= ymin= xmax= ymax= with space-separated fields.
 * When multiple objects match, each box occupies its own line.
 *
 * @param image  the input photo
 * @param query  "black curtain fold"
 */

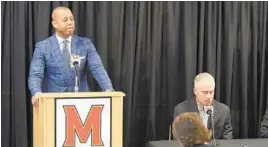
xmin=2 ymin=1 xmax=268 ymax=147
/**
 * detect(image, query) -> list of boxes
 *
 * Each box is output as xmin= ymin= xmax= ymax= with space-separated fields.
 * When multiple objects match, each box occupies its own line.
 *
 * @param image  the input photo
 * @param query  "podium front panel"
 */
xmin=33 ymin=92 xmax=124 ymax=147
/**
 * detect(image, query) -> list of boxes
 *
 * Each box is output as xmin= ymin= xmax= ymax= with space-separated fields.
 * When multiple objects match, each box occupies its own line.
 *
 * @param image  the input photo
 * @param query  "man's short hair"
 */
xmin=172 ymin=112 xmax=211 ymax=146
xmin=194 ymin=72 xmax=215 ymax=88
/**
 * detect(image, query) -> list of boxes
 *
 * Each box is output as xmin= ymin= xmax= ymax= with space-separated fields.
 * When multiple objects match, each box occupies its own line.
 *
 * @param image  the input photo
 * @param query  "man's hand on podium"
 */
xmin=105 ymin=89 xmax=115 ymax=92
xmin=32 ymin=92 xmax=41 ymax=108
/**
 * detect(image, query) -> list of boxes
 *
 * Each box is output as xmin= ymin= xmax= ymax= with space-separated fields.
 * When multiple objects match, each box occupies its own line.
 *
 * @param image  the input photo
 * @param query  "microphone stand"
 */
xmin=211 ymin=115 xmax=216 ymax=147
xmin=207 ymin=109 xmax=217 ymax=147
xmin=73 ymin=61 xmax=80 ymax=92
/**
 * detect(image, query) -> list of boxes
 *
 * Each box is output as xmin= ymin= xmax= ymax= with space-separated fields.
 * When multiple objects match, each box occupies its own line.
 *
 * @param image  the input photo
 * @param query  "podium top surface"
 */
xmin=35 ymin=91 xmax=125 ymax=98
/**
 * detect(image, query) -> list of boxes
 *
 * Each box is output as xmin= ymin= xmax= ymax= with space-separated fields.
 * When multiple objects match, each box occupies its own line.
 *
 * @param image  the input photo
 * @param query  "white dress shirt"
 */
xmin=55 ymin=34 xmax=72 ymax=54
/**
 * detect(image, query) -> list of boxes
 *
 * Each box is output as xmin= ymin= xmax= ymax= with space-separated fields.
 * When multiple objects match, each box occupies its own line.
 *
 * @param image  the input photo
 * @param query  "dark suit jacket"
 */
xmin=28 ymin=34 xmax=113 ymax=95
xmin=173 ymin=98 xmax=233 ymax=139
xmin=259 ymin=109 xmax=268 ymax=138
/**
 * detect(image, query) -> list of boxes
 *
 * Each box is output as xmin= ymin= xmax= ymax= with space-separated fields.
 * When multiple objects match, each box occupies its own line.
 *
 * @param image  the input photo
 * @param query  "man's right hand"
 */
xmin=32 ymin=92 xmax=41 ymax=107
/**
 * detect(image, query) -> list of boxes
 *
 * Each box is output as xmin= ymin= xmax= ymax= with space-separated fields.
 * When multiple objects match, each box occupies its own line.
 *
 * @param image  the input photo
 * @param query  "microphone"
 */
xmin=206 ymin=107 xmax=217 ymax=147
xmin=206 ymin=109 xmax=212 ymax=116
xmin=206 ymin=109 xmax=213 ymax=131
xmin=71 ymin=56 xmax=80 ymax=92
xmin=72 ymin=59 xmax=80 ymax=69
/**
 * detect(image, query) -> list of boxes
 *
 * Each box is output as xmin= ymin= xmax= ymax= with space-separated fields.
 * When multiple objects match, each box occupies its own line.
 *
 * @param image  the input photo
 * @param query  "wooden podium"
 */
xmin=33 ymin=92 xmax=125 ymax=147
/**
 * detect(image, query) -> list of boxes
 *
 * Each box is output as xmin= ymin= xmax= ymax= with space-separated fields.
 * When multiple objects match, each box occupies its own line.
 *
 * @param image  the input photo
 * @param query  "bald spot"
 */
xmin=51 ymin=6 xmax=71 ymax=21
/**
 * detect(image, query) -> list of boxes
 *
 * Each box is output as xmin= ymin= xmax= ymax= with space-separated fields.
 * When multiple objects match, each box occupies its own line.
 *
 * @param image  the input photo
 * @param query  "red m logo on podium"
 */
xmin=62 ymin=105 xmax=104 ymax=146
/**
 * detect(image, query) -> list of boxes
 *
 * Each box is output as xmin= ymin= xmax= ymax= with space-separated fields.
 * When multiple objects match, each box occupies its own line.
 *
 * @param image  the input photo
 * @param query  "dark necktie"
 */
xmin=62 ymin=40 xmax=70 ymax=67
xmin=207 ymin=115 xmax=213 ymax=138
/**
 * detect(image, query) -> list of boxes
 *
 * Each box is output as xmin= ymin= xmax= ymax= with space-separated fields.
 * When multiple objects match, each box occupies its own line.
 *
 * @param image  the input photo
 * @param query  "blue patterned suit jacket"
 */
xmin=28 ymin=34 xmax=113 ymax=96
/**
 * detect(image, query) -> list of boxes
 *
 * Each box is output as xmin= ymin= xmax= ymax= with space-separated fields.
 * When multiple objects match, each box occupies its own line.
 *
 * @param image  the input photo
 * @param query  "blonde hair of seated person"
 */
xmin=172 ymin=112 xmax=211 ymax=147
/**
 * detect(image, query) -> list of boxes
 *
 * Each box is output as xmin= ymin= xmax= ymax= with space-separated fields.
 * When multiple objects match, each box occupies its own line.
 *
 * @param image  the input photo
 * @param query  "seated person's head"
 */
xmin=172 ymin=112 xmax=211 ymax=147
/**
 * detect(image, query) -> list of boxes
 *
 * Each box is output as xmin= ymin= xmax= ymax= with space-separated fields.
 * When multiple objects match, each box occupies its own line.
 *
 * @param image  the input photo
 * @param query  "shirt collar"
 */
xmin=196 ymin=99 xmax=215 ymax=111
xmin=55 ymin=33 xmax=72 ymax=44
xmin=197 ymin=104 xmax=213 ymax=111
xmin=197 ymin=104 xmax=214 ymax=115
xmin=197 ymin=104 xmax=203 ymax=111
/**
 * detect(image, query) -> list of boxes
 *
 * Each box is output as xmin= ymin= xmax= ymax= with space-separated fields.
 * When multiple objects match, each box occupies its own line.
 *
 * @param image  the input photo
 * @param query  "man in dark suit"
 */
xmin=28 ymin=6 xmax=114 ymax=107
xmin=259 ymin=109 xmax=268 ymax=138
xmin=174 ymin=72 xmax=233 ymax=139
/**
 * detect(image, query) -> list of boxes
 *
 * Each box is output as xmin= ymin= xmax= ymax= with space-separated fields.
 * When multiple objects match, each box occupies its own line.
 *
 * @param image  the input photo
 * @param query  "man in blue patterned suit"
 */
xmin=28 ymin=6 xmax=114 ymax=107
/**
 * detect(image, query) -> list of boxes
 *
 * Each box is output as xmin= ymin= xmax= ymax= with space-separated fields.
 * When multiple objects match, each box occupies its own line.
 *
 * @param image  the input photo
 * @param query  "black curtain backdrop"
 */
xmin=2 ymin=1 xmax=268 ymax=147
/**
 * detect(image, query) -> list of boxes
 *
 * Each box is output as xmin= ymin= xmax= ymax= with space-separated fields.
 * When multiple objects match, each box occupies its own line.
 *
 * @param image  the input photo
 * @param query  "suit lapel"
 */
xmin=212 ymin=101 xmax=219 ymax=125
xmin=187 ymin=98 xmax=199 ymax=112
xmin=71 ymin=35 xmax=79 ymax=55
xmin=50 ymin=34 xmax=69 ymax=85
